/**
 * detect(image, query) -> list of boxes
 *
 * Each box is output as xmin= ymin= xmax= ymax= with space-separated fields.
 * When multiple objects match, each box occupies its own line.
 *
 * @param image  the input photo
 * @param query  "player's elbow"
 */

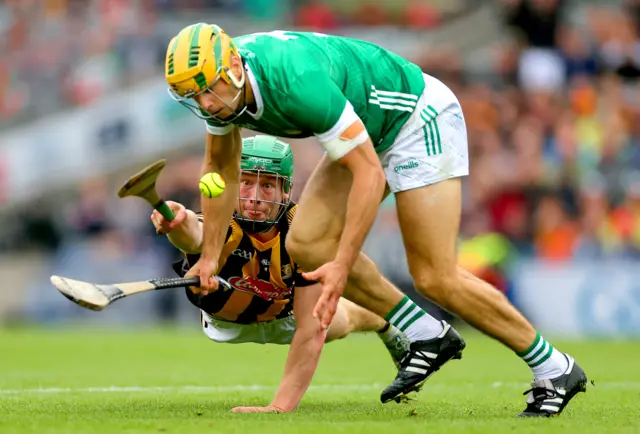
xmin=217 ymin=159 xmax=241 ymax=188
xmin=184 ymin=230 xmax=204 ymax=254
xmin=204 ymin=131 xmax=242 ymax=180
xmin=204 ymin=150 xmax=240 ymax=180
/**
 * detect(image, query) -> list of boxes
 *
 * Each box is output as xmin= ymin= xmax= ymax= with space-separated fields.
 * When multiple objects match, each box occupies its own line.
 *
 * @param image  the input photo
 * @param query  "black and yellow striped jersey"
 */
xmin=172 ymin=202 xmax=314 ymax=324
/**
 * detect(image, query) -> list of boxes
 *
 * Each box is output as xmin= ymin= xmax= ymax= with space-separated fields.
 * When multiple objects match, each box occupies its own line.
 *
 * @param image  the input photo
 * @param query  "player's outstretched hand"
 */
xmin=150 ymin=201 xmax=187 ymax=234
xmin=184 ymin=258 xmax=219 ymax=296
xmin=231 ymin=405 xmax=287 ymax=413
xmin=303 ymin=261 xmax=349 ymax=330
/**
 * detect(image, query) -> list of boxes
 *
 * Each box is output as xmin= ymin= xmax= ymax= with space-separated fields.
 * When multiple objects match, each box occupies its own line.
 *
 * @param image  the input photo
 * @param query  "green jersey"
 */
xmin=206 ymin=31 xmax=425 ymax=154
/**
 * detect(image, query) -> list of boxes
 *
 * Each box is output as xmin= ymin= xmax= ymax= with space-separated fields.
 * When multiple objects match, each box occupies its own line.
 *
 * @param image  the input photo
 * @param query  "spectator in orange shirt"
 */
xmin=533 ymin=193 xmax=580 ymax=260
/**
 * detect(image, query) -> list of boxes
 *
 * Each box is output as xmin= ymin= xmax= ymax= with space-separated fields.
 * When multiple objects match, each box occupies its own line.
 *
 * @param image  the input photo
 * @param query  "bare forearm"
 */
xmin=166 ymin=210 xmax=203 ymax=254
xmin=200 ymin=130 xmax=242 ymax=262
xmin=201 ymin=183 xmax=237 ymax=260
xmin=335 ymin=167 xmax=385 ymax=269
xmin=271 ymin=328 xmax=325 ymax=411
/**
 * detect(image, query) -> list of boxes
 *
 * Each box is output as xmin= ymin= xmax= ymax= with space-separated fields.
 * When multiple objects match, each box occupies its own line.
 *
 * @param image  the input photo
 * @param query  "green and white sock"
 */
xmin=518 ymin=332 xmax=569 ymax=380
xmin=385 ymin=296 xmax=444 ymax=342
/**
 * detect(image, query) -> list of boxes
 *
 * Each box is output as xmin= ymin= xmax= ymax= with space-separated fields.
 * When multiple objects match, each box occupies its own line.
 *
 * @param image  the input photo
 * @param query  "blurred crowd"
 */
xmin=450 ymin=0 xmax=640 ymax=290
xmin=1 ymin=0 xmax=158 ymax=124
xmin=2 ymin=0 xmax=640 ymax=320
xmin=0 ymin=0 xmax=456 ymax=127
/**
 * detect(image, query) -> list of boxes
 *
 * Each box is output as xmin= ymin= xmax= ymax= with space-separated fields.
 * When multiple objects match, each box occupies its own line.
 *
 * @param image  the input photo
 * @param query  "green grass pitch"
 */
xmin=0 ymin=325 xmax=638 ymax=433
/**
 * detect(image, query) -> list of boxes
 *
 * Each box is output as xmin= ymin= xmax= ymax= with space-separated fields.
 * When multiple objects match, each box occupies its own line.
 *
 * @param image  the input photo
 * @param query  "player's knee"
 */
xmin=325 ymin=306 xmax=352 ymax=342
xmin=412 ymin=269 xmax=460 ymax=311
xmin=285 ymin=230 xmax=336 ymax=270
xmin=325 ymin=320 xmax=350 ymax=342
xmin=325 ymin=330 xmax=348 ymax=343
xmin=284 ymin=232 xmax=309 ymax=264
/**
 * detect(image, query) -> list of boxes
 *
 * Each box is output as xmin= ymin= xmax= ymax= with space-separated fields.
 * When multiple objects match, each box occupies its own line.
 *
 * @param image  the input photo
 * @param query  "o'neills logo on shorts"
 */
xmin=394 ymin=160 xmax=419 ymax=173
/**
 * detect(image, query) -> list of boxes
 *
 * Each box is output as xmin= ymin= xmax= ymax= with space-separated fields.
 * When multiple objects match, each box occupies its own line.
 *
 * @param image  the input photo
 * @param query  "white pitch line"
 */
xmin=0 ymin=381 xmax=637 ymax=396
xmin=0 ymin=384 xmax=384 ymax=396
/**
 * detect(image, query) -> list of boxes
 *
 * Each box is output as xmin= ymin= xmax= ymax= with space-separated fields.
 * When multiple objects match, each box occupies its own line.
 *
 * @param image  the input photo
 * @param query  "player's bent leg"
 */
xmin=326 ymin=298 xmax=410 ymax=369
xmin=286 ymin=156 xmax=440 ymax=338
xmin=376 ymin=73 xmax=586 ymax=411
xmin=286 ymin=155 xmax=348 ymax=271
xmin=286 ymin=157 xmax=402 ymax=316
xmin=397 ymin=178 xmax=536 ymax=350
xmin=394 ymin=178 xmax=587 ymax=415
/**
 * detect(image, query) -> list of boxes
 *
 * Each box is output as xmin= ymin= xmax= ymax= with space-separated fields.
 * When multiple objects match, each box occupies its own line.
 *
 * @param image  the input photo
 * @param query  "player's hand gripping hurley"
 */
xmin=50 ymin=274 xmax=231 ymax=311
xmin=51 ymin=159 xmax=229 ymax=310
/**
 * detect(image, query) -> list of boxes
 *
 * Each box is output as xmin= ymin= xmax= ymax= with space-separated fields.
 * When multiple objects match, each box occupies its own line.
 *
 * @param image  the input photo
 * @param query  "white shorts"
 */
xmin=201 ymin=312 xmax=296 ymax=345
xmin=380 ymin=73 xmax=469 ymax=193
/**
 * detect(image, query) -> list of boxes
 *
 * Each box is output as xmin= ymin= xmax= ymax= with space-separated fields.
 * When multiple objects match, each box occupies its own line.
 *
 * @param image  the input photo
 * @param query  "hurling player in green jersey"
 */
xmin=163 ymin=24 xmax=587 ymax=416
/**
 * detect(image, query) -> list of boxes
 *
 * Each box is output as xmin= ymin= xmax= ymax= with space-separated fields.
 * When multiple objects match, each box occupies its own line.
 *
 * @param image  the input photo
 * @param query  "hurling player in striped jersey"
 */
xmin=151 ymin=135 xmax=410 ymax=413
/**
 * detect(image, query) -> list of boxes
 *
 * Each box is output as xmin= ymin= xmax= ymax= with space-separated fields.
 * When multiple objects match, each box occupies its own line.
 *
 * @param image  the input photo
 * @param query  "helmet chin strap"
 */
xmin=236 ymin=60 xmax=250 ymax=112
xmin=214 ymin=64 xmax=249 ymax=121
xmin=238 ymin=82 xmax=248 ymax=114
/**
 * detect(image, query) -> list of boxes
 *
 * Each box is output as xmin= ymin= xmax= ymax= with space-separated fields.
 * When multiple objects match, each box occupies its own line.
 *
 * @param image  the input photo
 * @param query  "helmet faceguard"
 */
xmin=235 ymin=136 xmax=294 ymax=234
xmin=165 ymin=23 xmax=246 ymax=124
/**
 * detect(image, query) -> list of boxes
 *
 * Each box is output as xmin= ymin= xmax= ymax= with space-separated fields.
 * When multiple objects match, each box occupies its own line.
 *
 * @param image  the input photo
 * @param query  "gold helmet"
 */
xmin=165 ymin=23 xmax=246 ymax=122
